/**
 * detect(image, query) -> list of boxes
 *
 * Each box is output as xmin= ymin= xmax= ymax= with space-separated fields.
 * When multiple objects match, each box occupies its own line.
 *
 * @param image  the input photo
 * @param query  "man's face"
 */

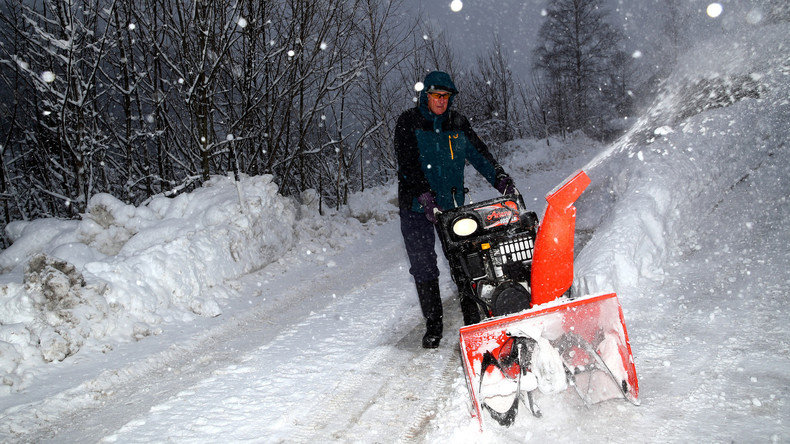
xmin=427 ymin=91 xmax=452 ymax=115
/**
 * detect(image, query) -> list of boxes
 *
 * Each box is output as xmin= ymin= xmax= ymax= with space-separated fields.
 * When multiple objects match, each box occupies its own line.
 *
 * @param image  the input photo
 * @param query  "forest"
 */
xmin=1 ymin=0 xmax=668 ymax=246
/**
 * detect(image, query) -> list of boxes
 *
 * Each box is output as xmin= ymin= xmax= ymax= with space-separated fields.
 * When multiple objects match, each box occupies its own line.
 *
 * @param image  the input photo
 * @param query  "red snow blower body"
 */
xmin=436 ymin=170 xmax=639 ymax=430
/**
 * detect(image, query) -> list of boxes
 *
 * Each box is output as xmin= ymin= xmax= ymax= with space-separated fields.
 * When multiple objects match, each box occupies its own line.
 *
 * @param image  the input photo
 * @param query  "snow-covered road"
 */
xmin=22 ymin=222 xmax=471 ymax=443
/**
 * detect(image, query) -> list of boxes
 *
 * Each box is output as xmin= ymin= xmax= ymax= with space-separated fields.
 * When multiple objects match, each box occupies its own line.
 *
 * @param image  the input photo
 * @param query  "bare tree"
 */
xmin=0 ymin=0 xmax=443 ymax=243
xmin=519 ymin=75 xmax=557 ymax=144
xmin=532 ymin=0 xmax=625 ymax=135
xmin=464 ymin=35 xmax=519 ymax=149
xmin=608 ymin=50 xmax=636 ymax=117
xmin=350 ymin=1 xmax=425 ymax=186
xmin=0 ymin=0 xmax=119 ymax=216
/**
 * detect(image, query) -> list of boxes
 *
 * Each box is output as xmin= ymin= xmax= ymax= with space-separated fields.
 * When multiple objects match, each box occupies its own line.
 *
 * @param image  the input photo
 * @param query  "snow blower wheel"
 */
xmin=489 ymin=281 xmax=531 ymax=317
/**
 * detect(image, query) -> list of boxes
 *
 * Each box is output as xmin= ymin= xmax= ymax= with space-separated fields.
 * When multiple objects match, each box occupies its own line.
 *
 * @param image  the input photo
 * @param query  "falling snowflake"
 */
xmin=41 ymin=71 xmax=56 ymax=83
xmin=746 ymin=9 xmax=763 ymax=24
xmin=707 ymin=3 xmax=723 ymax=18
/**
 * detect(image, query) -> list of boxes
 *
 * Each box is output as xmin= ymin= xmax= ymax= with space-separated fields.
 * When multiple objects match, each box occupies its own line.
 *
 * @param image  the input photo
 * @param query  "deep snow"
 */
xmin=1 ymin=18 xmax=789 ymax=444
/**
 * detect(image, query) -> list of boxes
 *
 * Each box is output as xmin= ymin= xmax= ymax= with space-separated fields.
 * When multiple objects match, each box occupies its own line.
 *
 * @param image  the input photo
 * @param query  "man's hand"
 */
xmin=417 ymin=191 xmax=442 ymax=224
xmin=495 ymin=175 xmax=516 ymax=195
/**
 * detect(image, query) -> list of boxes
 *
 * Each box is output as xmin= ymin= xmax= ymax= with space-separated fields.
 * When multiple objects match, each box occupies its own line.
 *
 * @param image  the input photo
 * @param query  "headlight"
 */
xmin=452 ymin=217 xmax=478 ymax=237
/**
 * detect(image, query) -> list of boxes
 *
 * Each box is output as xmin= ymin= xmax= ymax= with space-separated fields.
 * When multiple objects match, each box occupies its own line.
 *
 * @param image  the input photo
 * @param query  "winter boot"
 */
xmin=416 ymin=280 xmax=443 ymax=348
xmin=423 ymin=317 xmax=443 ymax=349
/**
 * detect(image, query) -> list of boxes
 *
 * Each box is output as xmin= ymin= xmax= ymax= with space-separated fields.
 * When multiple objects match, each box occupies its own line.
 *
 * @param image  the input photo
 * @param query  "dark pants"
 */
xmin=399 ymin=209 xmax=481 ymax=325
xmin=399 ymin=208 xmax=442 ymax=325
xmin=399 ymin=208 xmax=440 ymax=284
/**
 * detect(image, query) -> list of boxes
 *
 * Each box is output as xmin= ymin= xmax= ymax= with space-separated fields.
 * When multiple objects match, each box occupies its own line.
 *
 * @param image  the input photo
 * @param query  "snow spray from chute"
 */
xmin=458 ymin=171 xmax=639 ymax=430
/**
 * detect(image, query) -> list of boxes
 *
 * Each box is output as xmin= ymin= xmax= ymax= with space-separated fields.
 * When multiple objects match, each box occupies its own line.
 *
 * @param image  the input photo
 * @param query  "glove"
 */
xmin=417 ymin=191 xmax=442 ymax=225
xmin=495 ymin=175 xmax=516 ymax=195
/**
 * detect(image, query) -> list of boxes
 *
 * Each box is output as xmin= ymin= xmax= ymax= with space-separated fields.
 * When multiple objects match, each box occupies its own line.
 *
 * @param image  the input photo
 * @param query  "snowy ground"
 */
xmin=1 ymin=19 xmax=789 ymax=444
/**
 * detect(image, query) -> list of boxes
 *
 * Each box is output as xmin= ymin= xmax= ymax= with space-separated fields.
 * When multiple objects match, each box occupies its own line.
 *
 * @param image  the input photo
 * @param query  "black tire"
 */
xmin=490 ymin=281 xmax=531 ymax=317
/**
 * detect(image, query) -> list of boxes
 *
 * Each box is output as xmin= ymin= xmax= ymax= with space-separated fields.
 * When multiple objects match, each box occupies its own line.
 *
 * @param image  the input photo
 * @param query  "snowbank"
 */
xmin=0 ymin=174 xmax=296 ymax=390
xmin=573 ymin=23 xmax=790 ymax=296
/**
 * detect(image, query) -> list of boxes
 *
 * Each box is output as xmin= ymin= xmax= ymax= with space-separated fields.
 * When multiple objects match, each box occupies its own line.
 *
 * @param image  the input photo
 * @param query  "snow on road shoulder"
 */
xmin=0 ymin=174 xmax=296 ymax=392
xmin=0 ymin=175 xmax=399 ymax=440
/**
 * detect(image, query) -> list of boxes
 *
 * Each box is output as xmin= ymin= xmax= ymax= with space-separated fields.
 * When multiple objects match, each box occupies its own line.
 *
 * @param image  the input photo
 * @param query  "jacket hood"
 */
xmin=419 ymin=71 xmax=458 ymax=121
xmin=423 ymin=71 xmax=458 ymax=95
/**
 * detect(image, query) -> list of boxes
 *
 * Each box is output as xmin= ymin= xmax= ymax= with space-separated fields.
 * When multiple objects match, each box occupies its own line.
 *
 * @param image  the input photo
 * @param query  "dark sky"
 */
xmin=416 ymin=0 xmax=545 ymax=77
xmin=409 ymin=0 xmax=768 ymax=83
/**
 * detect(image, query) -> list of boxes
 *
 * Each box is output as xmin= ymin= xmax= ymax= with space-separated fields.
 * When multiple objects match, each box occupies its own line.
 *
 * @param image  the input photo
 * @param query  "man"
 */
xmin=394 ymin=71 xmax=515 ymax=348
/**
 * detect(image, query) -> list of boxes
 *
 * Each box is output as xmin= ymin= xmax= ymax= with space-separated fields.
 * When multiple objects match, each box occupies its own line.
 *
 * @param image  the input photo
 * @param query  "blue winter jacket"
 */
xmin=394 ymin=72 xmax=506 ymax=212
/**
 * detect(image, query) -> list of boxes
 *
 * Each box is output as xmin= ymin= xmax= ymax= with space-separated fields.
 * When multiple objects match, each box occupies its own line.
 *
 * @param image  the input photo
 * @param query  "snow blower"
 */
xmin=436 ymin=170 xmax=639 ymax=430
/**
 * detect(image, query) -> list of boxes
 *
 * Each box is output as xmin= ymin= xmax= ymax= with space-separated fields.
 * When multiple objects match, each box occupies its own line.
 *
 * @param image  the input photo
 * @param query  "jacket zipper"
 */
xmin=448 ymin=134 xmax=458 ymax=160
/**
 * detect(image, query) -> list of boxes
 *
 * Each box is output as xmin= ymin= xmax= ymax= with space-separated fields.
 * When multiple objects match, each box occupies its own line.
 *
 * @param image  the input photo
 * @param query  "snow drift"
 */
xmin=0 ymin=174 xmax=296 ymax=389
xmin=573 ymin=24 xmax=790 ymax=297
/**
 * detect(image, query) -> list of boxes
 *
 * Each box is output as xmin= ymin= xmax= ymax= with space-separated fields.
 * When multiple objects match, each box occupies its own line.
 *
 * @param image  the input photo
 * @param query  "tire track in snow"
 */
xmin=16 ymin=266 xmax=389 ymax=442
xmin=15 ymin=222 xmax=412 ymax=442
xmin=94 ymin=220 xmax=468 ymax=443
xmin=262 ymin=262 xmax=465 ymax=442
xmin=253 ymin=273 xmax=413 ymax=441
xmin=19 ymin=220 xmax=473 ymax=443
xmin=397 ymin=343 xmax=462 ymax=443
